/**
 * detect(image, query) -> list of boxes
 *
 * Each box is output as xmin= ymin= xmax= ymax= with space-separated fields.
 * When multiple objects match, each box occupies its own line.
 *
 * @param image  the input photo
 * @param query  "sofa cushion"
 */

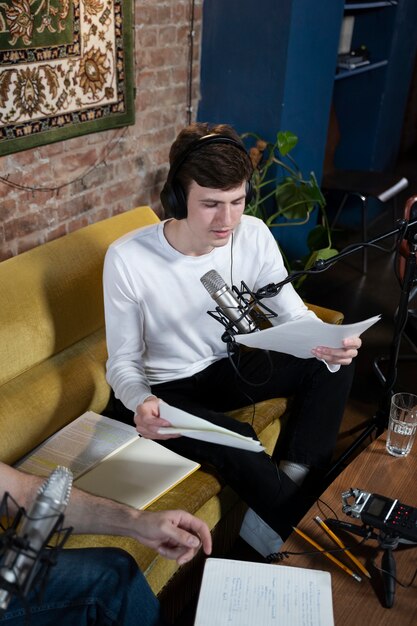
xmin=0 ymin=207 xmax=159 ymax=387
xmin=0 ymin=330 xmax=109 ymax=465
xmin=0 ymin=207 xmax=159 ymax=464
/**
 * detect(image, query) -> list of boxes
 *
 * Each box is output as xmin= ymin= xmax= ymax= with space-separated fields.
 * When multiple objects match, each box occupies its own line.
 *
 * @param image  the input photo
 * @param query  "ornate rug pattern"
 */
xmin=0 ymin=0 xmax=134 ymax=156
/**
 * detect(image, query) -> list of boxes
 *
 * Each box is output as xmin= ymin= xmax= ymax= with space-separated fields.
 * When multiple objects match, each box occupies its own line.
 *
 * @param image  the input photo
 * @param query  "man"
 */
xmin=103 ymin=122 xmax=361 ymax=558
xmin=0 ymin=461 xmax=211 ymax=625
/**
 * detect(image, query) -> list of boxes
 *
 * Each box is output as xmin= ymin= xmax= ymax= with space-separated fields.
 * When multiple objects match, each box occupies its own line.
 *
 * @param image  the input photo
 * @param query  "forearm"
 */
xmin=0 ymin=462 xmax=211 ymax=563
xmin=0 ymin=462 xmax=143 ymax=540
xmin=67 ymin=490 xmax=211 ymax=562
xmin=65 ymin=485 xmax=145 ymax=540
xmin=67 ymin=486 xmax=212 ymax=564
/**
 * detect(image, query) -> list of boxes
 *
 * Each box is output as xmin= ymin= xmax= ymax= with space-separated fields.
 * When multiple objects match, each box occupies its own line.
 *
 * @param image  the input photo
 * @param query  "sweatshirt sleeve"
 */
xmin=103 ymin=246 xmax=153 ymax=412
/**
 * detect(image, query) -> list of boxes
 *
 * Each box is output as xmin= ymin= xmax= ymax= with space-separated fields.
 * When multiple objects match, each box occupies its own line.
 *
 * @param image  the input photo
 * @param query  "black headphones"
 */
xmin=160 ymin=134 xmax=254 ymax=219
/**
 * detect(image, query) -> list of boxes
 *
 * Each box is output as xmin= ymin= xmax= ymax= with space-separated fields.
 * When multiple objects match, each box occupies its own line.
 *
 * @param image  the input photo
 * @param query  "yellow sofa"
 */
xmin=0 ymin=206 xmax=343 ymax=620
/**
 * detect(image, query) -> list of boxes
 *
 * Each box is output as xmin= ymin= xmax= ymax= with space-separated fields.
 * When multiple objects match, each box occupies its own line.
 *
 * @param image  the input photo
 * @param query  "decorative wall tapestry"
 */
xmin=0 ymin=0 xmax=134 ymax=156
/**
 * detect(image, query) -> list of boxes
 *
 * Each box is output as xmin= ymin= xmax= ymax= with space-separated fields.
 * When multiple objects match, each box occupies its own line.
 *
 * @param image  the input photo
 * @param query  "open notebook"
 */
xmin=16 ymin=411 xmax=200 ymax=510
xmin=195 ymin=558 xmax=334 ymax=626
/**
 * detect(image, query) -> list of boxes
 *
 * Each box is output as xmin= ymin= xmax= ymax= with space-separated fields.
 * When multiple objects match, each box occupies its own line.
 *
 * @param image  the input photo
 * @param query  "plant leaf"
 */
xmin=241 ymin=128 xmax=338 ymax=292
xmin=277 ymin=130 xmax=298 ymax=156
xmin=275 ymin=178 xmax=317 ymax=220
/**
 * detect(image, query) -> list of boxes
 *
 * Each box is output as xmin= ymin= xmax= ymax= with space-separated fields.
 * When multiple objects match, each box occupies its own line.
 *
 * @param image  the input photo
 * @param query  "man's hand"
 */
xmin=311 ymin=336 xmax=362 ymax=366
xmin=136 ymin=510 xmax=212 ymax=565
xmin=134 ymin=397 xmax=180 ymax=440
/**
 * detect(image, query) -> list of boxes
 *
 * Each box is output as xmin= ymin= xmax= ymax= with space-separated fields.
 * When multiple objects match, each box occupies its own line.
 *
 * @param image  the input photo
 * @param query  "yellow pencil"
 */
xmin=314 ymin=516 xmax=371 ymax=579
xmin=292 ymin=526 xmax=362 ymax=582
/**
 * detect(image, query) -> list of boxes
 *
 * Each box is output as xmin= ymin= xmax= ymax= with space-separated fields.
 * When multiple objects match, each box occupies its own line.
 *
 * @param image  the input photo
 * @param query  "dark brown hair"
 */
xmin=169 ymin=122 xmax=253 ymax=195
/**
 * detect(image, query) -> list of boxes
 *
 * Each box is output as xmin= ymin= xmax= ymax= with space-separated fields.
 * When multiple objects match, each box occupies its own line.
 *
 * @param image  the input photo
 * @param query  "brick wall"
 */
xmin=0 ymin=0 xmax=203 ymax=260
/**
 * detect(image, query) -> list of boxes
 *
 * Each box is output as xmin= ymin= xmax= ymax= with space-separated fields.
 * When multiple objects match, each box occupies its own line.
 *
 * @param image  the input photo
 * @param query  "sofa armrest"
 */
xmin=305 ymin=302 xmax=344 ymax=325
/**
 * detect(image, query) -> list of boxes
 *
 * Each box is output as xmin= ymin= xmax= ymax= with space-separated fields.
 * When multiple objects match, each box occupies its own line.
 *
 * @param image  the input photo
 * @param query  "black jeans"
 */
xmin=111 ymin=350 xmax=354 ymax=537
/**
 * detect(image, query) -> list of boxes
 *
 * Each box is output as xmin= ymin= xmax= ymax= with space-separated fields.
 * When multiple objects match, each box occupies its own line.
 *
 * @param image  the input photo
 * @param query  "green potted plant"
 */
xmin=242 ymin=130 xmax=337 ymax=288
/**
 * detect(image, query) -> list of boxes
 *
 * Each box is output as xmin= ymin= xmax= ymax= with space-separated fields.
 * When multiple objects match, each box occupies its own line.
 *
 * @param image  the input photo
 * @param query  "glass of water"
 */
xmin=386 ymin=392 xmax=417 ymax=457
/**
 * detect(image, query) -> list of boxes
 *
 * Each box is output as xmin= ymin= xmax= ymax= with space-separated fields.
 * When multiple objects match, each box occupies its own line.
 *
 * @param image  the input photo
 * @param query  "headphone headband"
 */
xmin=166 ymin=134 xmax=250 ymax=183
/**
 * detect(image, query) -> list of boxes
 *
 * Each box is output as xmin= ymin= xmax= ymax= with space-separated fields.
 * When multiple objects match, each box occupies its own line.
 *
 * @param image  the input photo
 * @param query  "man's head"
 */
xmin=160 ymin=122 xmax=253 ymax=220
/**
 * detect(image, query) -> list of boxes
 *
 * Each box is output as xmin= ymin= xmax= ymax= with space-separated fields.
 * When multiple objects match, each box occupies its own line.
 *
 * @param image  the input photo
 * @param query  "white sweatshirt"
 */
xmin=103 ymin=215 xmax=316 ymax=412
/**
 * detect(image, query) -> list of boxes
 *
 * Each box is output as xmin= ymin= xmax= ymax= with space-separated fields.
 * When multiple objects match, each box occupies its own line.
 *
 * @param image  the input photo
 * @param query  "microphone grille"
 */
xmin=38 ymin=466 xmax=73 ymax=507
xmin=200 ymin=270 xmax=226 ymax=296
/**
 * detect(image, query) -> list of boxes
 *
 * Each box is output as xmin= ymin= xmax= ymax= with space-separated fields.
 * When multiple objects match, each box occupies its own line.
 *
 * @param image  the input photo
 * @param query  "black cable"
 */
xmin=372 ymin=558 xmax=417 ymax=589
xmin=317 ymin=497 xmax=339 ymax=521
xmin=186 ymin=0 xmax=196 ymax=125
xmin=267 ymin=536 xmax=369 ymax=564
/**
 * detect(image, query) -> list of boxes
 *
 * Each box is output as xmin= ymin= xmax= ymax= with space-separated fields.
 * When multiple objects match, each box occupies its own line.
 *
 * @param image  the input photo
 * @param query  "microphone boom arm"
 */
xmin=255 ymin=217 xmax=414 ymax=300
xmin=207 ymin=217 xmax=416 ymax=343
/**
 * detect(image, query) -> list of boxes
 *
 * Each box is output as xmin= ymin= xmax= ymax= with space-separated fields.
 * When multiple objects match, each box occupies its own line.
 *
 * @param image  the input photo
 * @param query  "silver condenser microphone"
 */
xmin=0 ymin=466 xmax=73 ymax=611
xmin=200 ymin=270 xmax=258 ymax=334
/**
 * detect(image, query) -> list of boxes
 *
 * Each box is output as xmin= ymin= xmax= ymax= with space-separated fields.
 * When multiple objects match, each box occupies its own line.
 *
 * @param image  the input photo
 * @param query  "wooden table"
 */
xmin=279 ymin=434 xmax=417 ymax=625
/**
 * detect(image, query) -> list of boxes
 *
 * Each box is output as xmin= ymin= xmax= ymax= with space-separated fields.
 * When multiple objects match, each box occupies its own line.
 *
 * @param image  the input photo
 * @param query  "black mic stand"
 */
xmin=0 ymin=492 xmax=73 ymax=614
xmin=229 ymin=216 xmax=417 ymax=479
xmin=379 ymin=534 xmax=399 ymax=609
xmin=325 ymin=517 xmax=414 ymax=609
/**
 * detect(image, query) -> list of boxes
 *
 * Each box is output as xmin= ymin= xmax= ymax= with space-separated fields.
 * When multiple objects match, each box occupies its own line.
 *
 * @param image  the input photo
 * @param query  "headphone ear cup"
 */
xmin=160 ymin=182 xmax=179 ymax=219
xmin=171 ymin=181 xmax=188 ymax=219
xmin=160 ymin=181 xmax=187 ymax=219
xmin=245 ymin=179 xmax=254 ymax=206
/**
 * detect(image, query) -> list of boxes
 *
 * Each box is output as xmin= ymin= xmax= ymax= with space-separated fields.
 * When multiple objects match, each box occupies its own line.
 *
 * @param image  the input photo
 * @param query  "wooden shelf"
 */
xmin=335 ymin=59 xmax=388 ymax=80
xmin=344 ymin=1 xmax=397 ymax=10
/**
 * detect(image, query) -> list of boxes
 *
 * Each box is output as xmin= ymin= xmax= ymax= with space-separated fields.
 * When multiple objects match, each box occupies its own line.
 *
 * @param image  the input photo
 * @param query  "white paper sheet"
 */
xmin=158 ymin=402 xmax=264 ymax=452
xmin=194 ymin=558 xmax=334 ymax=626
xmin=234 ymin=314 xmax=381 ymax=359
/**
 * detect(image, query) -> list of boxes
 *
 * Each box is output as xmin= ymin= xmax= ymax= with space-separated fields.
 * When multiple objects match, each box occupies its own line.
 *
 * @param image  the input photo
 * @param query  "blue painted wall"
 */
xmin=198 ymin=0 xmax=417 ymax=256
xmin=199 ymin=0 xmax=343 ymax=180
xmin=278 ymin=2 xmax=343 ymax=181
xmin=198 ymin=0 xmax=292 ymax=140
xmin=198 ymin=0 xmax=344 ymax=258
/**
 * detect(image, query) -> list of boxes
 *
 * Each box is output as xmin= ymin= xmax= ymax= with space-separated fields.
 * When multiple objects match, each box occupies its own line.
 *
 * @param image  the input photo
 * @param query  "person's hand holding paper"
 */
xmin=235 ymin=314 xmax=381 ymax=362
xmin=157 ymin=402 xmax=264 ymax=452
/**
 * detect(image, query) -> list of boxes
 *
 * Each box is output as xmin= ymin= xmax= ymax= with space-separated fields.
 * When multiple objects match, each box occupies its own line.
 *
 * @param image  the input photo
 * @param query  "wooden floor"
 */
xmin=171 ymin=155 xmax=417 ymax=625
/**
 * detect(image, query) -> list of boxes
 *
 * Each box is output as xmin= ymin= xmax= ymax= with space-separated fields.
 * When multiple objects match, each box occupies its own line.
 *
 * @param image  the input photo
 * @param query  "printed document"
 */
xmin=194 ymin=558 xmax=334 ymax=626
xmin=234 ymin=314 xmax=381 ymax=358
xmin=158 ymin=402 xmax=264 ymax=452
xmin=16 ymin=411 xmax=138 ymax=478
